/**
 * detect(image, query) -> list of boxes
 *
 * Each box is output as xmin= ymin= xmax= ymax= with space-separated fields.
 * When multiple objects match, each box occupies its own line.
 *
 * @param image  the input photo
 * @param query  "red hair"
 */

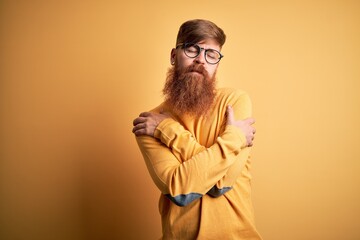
xmin=176 ymin=19 xmax=226 ymax=47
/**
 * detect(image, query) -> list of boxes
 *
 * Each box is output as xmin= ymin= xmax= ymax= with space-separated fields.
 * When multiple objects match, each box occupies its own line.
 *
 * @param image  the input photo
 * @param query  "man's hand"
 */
xmin=132 ymin=111 xmax=169 ymax=137
xmin=226 ymin=105 xmax=256 ymax=147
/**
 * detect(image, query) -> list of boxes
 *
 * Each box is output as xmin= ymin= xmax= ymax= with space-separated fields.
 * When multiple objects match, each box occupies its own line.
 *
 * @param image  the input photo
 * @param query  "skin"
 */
xmin=132 ymin=38 xmax=256 ymax=147
xmin=170 ymin=39 xmax=220 ymax=79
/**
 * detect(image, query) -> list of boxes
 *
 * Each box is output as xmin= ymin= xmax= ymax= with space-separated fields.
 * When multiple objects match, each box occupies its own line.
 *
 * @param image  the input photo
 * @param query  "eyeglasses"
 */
xmin=176 ymin=43 xmax=224 ymax=65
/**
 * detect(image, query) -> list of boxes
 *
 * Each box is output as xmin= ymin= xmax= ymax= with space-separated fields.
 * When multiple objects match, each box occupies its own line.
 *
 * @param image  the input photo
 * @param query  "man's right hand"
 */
xmin=226 ymin=105 xmax=256 ymax=147
xmin=132 ymin=111 xmax=169 ymax=137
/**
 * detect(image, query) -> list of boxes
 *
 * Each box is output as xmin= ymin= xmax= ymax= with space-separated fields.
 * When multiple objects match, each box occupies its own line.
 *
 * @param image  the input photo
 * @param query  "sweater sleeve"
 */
xmin=153 ymin=90 xmax=253 ymax=198
xmin=135 ymin=124 xmax=245 ymax=206
xmin=208 ymin=91 xmax=253 ymax=196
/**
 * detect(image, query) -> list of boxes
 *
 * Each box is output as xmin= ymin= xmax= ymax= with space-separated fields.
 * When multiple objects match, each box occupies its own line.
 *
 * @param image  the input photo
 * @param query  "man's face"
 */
xmin=163 ymin=38 xmax=221 ymax=117
xmin=170 ymin=38 xmax=221 ymax=79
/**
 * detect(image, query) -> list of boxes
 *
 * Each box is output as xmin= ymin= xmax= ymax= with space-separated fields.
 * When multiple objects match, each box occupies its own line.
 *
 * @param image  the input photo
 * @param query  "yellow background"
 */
xmin=1 ymin=1 xmax=359 ymax=239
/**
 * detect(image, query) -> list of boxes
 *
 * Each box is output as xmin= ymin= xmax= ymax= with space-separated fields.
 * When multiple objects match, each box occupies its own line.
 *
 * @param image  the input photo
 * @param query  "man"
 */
xmin=132 ymin=19 xmax=262 ymax=239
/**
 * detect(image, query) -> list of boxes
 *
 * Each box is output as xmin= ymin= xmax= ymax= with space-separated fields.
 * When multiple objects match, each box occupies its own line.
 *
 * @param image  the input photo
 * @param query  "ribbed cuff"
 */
xmin=154 ymin=118 xmax=180 ymax=146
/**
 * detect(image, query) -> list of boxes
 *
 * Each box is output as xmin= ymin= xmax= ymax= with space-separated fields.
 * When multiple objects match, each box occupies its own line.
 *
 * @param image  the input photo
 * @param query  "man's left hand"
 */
xmin=132 ymin=112 xmax=169 ymax=137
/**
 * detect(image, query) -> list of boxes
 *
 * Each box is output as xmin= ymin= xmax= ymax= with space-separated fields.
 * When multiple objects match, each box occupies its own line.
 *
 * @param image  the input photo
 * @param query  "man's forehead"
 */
xmin=196 ymin=39 xmax=221 ymax=50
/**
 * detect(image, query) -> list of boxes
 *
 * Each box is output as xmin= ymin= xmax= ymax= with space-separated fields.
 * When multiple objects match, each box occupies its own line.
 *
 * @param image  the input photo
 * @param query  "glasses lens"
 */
xmin=182 ymin=43 xmax=222 ymax=64
xmin=205 ymin=49 xmax=221 ymax=64
xmin=184 ymin=44 xmax=200 ymax=58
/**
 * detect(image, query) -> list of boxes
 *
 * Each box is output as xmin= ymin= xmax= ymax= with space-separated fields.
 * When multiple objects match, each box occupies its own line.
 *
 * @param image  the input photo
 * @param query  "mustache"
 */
xmin=183 ymin=64 xmax=207 ymax=76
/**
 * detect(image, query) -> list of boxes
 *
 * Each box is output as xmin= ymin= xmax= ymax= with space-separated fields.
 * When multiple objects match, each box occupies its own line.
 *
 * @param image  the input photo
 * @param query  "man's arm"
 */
xmin=133 ymin=95 xmax=255 ymax=205
xmin=133 ymin=91 xmax=255 ymax=198
xmin=207 ymin=92 xmax=255 ymax=197
xmin=149 ymin=113 xmax=253 ymax=198
xmin=134 ymin=119 xmax=247 ymax=206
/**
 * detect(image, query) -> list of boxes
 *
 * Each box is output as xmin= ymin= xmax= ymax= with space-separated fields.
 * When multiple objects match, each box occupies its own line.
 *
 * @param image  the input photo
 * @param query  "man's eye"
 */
xmin=186 ymin=46 xmax=198 ymax=53
xmin=207 ymin=51 xmax=218 ymax=59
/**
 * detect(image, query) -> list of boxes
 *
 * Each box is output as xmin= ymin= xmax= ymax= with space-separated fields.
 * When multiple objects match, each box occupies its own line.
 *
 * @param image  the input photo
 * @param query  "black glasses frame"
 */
xmin=176 ymin=43 xmax=224 ymax=65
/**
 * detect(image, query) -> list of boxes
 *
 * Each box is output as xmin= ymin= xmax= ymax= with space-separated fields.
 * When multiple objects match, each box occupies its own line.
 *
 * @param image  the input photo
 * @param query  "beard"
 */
xmin=163 ymin=63 xmax=217 ymax=118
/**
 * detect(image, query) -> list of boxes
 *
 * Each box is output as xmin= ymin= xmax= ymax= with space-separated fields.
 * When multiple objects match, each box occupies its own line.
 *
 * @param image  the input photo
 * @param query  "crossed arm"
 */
xmin=133 ymin=105 xmax=255 ymax=147
xmin=132 ymin=98 xmax=255 ymax=206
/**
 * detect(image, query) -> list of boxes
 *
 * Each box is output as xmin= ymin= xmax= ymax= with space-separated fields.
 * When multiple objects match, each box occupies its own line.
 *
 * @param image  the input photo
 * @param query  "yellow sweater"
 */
xmin=136 ymin=88 xmax=262 ymax=239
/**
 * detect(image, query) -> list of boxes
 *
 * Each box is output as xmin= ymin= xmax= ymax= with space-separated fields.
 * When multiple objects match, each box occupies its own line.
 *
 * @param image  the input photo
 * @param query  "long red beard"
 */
xmin=163 ymin=64 xmax=216 ymax=117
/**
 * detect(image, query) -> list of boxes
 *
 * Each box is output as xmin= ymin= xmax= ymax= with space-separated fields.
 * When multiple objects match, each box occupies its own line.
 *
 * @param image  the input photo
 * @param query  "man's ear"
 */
xmin=170 ymin=48 xmax=176 ymax=65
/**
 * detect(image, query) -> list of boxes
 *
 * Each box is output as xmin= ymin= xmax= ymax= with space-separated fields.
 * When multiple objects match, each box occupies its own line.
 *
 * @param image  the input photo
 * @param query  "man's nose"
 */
xmin=194 ymin=51 xmax=206 ymax=64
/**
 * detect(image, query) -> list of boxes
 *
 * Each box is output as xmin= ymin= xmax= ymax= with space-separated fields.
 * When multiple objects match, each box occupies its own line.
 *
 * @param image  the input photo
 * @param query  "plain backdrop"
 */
xmin=1 ymin=1 xmax=359 ymax=239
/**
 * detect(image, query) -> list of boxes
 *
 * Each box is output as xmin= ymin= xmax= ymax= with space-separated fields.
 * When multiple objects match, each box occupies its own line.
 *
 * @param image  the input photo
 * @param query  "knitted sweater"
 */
xmin=136 ymin=88 xmax=262 ymax=239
